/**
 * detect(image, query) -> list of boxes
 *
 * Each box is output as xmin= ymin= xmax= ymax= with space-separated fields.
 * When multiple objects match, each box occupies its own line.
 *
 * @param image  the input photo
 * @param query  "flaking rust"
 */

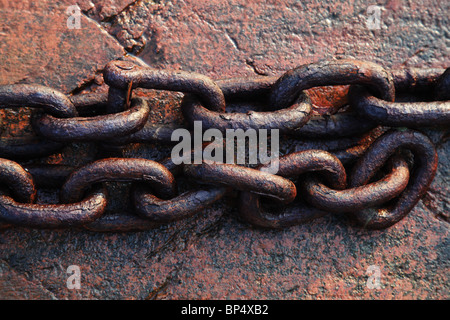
xmin=0 ymin=59 xmax=448 ymax=231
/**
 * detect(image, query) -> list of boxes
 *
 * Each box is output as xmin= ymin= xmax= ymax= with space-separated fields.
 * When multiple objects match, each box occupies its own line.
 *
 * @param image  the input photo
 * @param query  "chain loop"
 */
xmin=269 ymin=59 xmax=395 ymax=110
xmin=182 ymin=90 xmax=312 ymax=133
xmin=238 ymin=150 xmax=346 ymax=228
xmin=184 ymin=162 xmax=297 ymax=204
xmin=348 ymin=129 xmax=438 ymax=229
xmin=0 ymin=187 xmax=107 ymax=229
xmin=302 ymin=155 xmax=410 ymax=213
xmin=60 ymin=158 xmax=176 ymax=204
xmin=103 ymin=60 xmax=226 ymax=112
xmin=32 ymin=97 xmax=150 ymax=142
xmin=0 ymin=84 xmax=78 ymax=117
xmin=0 ymin=58 xmax=447 ymax=231
xmin=0 ymin=158 xmax=36 ymax=203
xmin=349 ymin=85 xmax=450 ymax=126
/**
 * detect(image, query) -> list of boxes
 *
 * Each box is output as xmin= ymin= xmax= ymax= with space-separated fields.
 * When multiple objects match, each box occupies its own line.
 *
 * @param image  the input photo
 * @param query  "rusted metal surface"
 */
xmin=350 ymin=85 xmax=450 ymax=126
xmin=216 ymin=77 xmax=276 ymax=101
xmin=33 ymin=97 xmax=149 ymax=142
xmin=292 ymin=113 xmax=377 ymax=138
xmin=108 ymin=123 xmax=184 ymax=145
xmin=69 ymin=92 xmax=109 ymax=113
xmin=0 ymin=58 xmax=445 ymax=239
xmin=0 ymin=188 xmax=107 ymax=229
xmin=0 ymin=84 xmax=78 ymax=117
xmin=303 ymin=155 xmax=410 ymax=212
xmin=133 ymin=185 xmax=228 ymax=223
xmin=182 ymin=91 xmax=312 ymax=132
xmin=0 ymin=160 xmax=106 ymax=229
xmin=82 ymin=212 xmax=160 ymax=232
xmin=332 ymin=126 xmax=388 ymax=164
xmin=184 ymin=163 xmax=297 ymax=204
xmin=104 ymin=60 xmax=226 ymax=112
xmin=391 ymin=68 xmax=446 ymax=92
xmin=60 ymin=158 xmax=176 ymax=203
xmin=349 ymin=130 xmax=438 ymax=229
xmin=238 ymin=150 xmax=346 ymax=228
xmin=0 ymin=158 xmax=36 ymax=203
xmin=269 ymin=59 xmax=395 ymax=110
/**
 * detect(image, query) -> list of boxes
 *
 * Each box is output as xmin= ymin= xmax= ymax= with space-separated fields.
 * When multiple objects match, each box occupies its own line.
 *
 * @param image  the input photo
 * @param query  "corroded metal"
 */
xmin=0 ymin=59 xmax=447 ymax=231
xmin=32 ymin=97 xmax=150 ymax=142
xmin=181 ymin=91 xmax=312 ymax=132
xmin=292 ymin=112 xmax=377 ymax=138
xmin=302 ymin=155 xmax=410 ymax=212
xmin=0 ymin=187 xmax=107 ymax=229
xmin=61 ymin=158 xmax=177 ymax=203
xmin=184 ymin=162 xmax=297 ymax=204
xmin=349 ymin=129 xmax=438 ymax=229
xmin=133 ymin=185 xmax=228 ymax=223
xmin=269 ymin=59 xmax=395 ymax=110
xmin=349 ymin=85 xmax=450 ymax=126
xmin=0 ymin=84 xmax=78 ymax=117
xmin=103 ymin=60 xmax=226 ymax=112
xmin=0 ymin=158 xmax=36 ymax=203
xmin=237 ymin=150 xmax=347 ymax=228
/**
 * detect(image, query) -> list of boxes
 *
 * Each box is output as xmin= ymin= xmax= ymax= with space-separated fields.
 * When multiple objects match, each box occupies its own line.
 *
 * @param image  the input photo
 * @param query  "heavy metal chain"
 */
xmin=0 ymin=59 xmax=448 ymax=232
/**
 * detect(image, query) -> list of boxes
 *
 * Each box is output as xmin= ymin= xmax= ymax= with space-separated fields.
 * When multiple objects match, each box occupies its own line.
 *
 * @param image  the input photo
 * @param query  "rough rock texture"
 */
xmin=0 ymin=0 xmax=448 ymax=299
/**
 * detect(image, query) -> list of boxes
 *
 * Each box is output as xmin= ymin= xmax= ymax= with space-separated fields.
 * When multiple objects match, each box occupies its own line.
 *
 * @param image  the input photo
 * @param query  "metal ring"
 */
xmin=181 ymin=76 xmax=312 ymax=133
xmin=392 ymin=67 xmax=446 ymax=92
xmin=215 ymin=77 xmax=277 ymax=101
xmin=103 ymin=60 xmax=226 ymax=112
xmin=349 ymin=85 xmax=450 ymax=126
xmin=0 ymin=187 xmax=107 ymax=229
xmin=60 ymin=158 xmax=177 ymax=204
xmin=183 ymin=162 xmax=297 ymax=204
xmin=133 ymin=185 xmax=228 ymax=223
xmin=32 ymin=97 xmax=150 ymax=142
xmin=238 ymin=150 xmax=346 ymax=228
xmin=302 ymin=155 xmax=410 ymax=212
xmin=181 ymin=90 xmax=312 ymax=133
xmin=348 ymin=129 xmax=438 ymax=229
xmin=0 ymin=158 xmax=36 ymax=203
xmin=216 ymin=75 xmax=375 ymax=138
xmin=292 ymin=112 xmax=377 ymax=138
xmin=0 ymin=84 xmax=78 ymax=117
xmin=331 ymin=127 xmax=388 ymax=165
xmin=0 ymin=84 xmax=77 ymax=159
xmin=269 ymin=59 xmax=395 ymax=110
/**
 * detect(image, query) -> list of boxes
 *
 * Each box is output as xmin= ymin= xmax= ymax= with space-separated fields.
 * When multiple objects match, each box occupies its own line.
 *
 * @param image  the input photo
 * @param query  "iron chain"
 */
xmin=0 ymin=59 xmax=448 ymax=231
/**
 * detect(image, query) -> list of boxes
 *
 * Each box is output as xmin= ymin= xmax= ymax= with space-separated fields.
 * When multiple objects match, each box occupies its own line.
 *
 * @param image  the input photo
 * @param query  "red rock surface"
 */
xmin=0 ymin=0 xmax=448 ymax=299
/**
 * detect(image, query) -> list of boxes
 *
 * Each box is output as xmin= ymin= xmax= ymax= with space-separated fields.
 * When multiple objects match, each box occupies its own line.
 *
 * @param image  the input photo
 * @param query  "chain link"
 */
xmin=0 ymin=59 xmax=448 ymax=231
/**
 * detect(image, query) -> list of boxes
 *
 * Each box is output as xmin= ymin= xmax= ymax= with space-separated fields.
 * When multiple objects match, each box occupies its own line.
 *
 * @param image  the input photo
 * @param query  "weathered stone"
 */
xmin=0 ymin=0 xmax=126 ymax=92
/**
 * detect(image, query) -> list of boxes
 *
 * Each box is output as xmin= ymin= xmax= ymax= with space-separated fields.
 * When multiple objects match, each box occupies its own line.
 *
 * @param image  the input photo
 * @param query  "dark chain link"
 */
xmin=0 ymin=59 xmax=448 ymax=232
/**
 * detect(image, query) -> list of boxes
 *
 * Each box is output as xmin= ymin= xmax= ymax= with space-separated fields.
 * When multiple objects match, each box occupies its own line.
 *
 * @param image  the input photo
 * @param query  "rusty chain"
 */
xmin=0 ymin=59 xmax=448 ymax=232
